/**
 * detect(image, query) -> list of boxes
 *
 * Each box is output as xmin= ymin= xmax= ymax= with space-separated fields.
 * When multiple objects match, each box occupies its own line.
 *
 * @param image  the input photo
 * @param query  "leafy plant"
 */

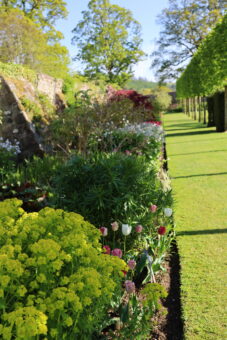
xmin=0 ymin=199 xmax=126 ymax=339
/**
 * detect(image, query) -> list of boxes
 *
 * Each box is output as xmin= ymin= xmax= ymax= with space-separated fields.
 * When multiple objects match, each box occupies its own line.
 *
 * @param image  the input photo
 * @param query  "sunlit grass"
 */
xmin=164 ymin=113 xmax=227 ymax=340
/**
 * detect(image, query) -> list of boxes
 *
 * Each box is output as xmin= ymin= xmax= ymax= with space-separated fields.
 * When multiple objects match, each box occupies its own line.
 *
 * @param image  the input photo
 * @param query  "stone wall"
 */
xmin=37 ymin=73 xmax=63 ymax=104
xmin=0 ymin=76 xmax=44 ymax=158
xmin=0 ymin=72 xmax=64 ymax=158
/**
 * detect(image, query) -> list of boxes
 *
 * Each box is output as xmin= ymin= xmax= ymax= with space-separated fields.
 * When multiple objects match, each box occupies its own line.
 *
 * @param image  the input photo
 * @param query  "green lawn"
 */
xmin=164 ymin=113 xmax=227 ymax=340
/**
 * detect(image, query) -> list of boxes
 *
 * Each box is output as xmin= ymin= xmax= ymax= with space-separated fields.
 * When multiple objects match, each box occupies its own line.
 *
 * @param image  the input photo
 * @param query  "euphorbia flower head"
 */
xmin=127 ymin=259 xmax=136 ymax=270
xmin=150 ymin=204 xmax=157 ymax=213
xmin=103 ymin=245 xmax=111 ymax=255
xmin=125 ymin=280 xmax=136 ymax=294
xmin=111 ymin=248 xmax=123 ymax=258
xmin=111 ymin=221 xmax=119 ymax=231
xmin=135 ymin=225 xmax=143 ymax=233
xmin=122 ymin=224 xmax=132 ymax=236
xmin=164 ymin=208 xmax=173 ymax=217
xmin=158 ymin=226 xmax=166 ymax=235
xmin=99 ymin=227 xmax=108 ymax=236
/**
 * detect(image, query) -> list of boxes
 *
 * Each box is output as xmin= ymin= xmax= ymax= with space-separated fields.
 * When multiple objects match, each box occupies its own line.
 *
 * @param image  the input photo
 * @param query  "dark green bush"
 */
xmin=53 ymin=152 xmax=165 ymax=229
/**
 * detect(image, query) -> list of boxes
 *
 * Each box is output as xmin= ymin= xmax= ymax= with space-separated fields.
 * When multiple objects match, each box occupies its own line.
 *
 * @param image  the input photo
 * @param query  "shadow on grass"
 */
xmin=177 ymin=229 xmax=227 ymax=236
xmin=172 ymin=172 xmax=227 ymax=179
xmin=171 ymin=149 xmax=227 ymax=157
xmin=166 ymin=130 xmax=216 ymax=138
xmin=167 ymin=137 xmax=227 ymax=145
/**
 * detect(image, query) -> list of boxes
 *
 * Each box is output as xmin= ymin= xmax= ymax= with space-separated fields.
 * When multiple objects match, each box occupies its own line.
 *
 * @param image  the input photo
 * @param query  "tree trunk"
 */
xmin=207 ymin=96 xmax=215 ymax=127
xmin=214 ymin=92 xmax=225 ymax=132
xmin=198 ymin=97 xmax=201 ymax=122
xmin=203 ymin=97 xmax=207 ymax=124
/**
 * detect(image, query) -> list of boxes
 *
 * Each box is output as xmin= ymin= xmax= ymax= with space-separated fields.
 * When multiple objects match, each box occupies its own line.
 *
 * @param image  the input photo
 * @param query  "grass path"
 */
xmin=164 ymin=113 xmax=227 ymax=340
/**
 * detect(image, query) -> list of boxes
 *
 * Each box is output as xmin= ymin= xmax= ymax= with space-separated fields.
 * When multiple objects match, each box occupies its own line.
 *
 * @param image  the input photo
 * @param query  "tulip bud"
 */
xmin=135 ymin=225 xmax=143 ymax=233
xmin=150 ymin=204 xmax=157 ymax=213
xmin=99 ymin=227 xmax=108 ymax=236
xmin=122 ymin=224 xmax=132 ymax=236
xmin=164 ymin=208 xmax=172 ymax=217
xmin=157 ymin=226 xmax=166 ymax=235
xmin=111 ymin=221 xmax=119 ymax=231
xmin=103 ymin=245 xmax=111 ymax=255
xmin=111 ymin=248 xmax=123 ymax=258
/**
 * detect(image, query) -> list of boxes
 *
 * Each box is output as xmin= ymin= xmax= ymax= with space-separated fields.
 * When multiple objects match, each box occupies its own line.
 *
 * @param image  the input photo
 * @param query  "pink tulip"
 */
xmin=135 ymin=225 xmax=143 ymax=233
xmin=111 ymin=248 xmax=123 ymax=258
xmin=150 ymin=204 xmax=157 ymax=213
xmin=125 ymin=280 xmax=135 ymax=294
xmin=125 ymin=150 xmax=132 ymax=155
xmin=99 ymin=227 xmax=108 ymax=236
xmin=127 ymin=260 xmax=136 ymax=270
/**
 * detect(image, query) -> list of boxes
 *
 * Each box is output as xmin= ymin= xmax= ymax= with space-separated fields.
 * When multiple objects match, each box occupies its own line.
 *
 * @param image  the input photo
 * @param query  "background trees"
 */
xmin=72 ymin=0 xmax=144 ymax=86
xmin=152 ymin=0 xmax=226 ymax=82
xmin=0 ymin=9 xmax=70 ymax=78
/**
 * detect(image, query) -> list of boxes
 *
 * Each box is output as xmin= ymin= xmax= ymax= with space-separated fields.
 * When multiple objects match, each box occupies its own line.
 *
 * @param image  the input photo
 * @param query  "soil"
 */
xmin=151 ymin=241 xmax=184 ymax=340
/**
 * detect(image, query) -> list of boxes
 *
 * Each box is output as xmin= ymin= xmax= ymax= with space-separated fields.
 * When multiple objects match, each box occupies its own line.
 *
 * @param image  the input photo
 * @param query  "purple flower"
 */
xmin=127 ymin=260 xmax=136 ymax=270
xmin=125 ymin=280 xmax=135 ymax=294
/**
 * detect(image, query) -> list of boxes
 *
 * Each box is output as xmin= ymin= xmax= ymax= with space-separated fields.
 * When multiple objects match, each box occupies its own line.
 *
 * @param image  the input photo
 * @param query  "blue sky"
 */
xmin=55 ymin=0 xmax=169 ymax=81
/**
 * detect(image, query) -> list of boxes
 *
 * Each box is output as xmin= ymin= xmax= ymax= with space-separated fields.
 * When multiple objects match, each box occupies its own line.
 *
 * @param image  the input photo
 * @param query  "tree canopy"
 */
xmin=176 ymin=14 xmax=227 ymax=98
xmin=1 ymin=0 xmax=68 ymax=30
xmin=72 ymin=0 xmax=144 ymax=86
xmin=0 ymin=8 xmax=70 ymax=78
xmin=152 ymin=0 xmax=226 ymax=82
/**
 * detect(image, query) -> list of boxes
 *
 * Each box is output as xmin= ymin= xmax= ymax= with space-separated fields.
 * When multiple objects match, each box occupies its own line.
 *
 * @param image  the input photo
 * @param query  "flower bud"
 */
xmin=125 ymin=280 xmax=135 ymax=294
xmin=111 ymin=248 xmax=122 ymax=258
xmin=164 ymin=208 xmax=172 ymax=217
xmin=127 ymin=259 xmax=136 ymax=270
xmin=99 ymin=227 xmax=108 ymax=236
xmin=122 ymin=224 xmax=132 ymax=236
xmin=111 ymin=221 xmax=119 ymax=231
xmin=150 ymin=204 xmax=157 ymax=213
xmin=135 ymin=225 xmax=143 ymax=233
xmin=157 ymin=226 xmax=166 ymax=235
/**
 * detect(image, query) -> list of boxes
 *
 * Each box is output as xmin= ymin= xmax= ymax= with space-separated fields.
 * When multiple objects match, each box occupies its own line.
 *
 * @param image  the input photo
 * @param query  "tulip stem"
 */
xmin=124 ymin=236 xmax=126 ymax=255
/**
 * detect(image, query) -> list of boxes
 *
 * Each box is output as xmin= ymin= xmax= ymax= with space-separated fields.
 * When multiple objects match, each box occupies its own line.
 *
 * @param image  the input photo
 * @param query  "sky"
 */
xmin=55 ymin=0 xmax=169 ymax=81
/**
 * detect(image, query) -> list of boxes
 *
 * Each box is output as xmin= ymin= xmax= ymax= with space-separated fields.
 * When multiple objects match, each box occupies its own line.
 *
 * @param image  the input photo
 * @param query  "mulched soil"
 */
xmin=151 ymin=241 xmax=184 ymax=340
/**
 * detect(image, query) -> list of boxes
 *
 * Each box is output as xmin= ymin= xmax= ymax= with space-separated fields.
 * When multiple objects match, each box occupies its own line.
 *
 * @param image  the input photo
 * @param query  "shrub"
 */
xmin=52 ymin=152 xmax=172 ymax=250
xmin=88 ymin=121 xmax=164 ymax=160
xmin=0 ymin=199 xmax=126 ymax=339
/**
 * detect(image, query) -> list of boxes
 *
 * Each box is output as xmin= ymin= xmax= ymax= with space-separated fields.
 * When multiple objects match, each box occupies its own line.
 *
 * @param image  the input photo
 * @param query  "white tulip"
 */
xmin=122 ymin=224 xmax=132 ymax=236
xmin=164 ymin=208 xmax=173 ymax=217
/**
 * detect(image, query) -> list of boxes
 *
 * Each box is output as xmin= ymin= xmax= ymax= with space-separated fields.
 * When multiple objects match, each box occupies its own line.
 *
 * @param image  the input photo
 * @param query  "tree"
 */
xmin=152 ymin=0 xmax=226 ymax=82
xmin=0 ymin=8 xmax=70 ymax=78
xmin=1 ymin=0 xmax=68 ymax=31
xmin=72 ymin=0 xmax=144 ymax=86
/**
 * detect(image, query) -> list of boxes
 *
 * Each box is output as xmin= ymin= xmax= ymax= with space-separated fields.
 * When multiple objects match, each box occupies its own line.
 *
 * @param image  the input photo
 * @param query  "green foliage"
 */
xmin=125 ymin=77 xmax=158 ymax=92
xmin=89 ymin=129 xmax=161 ymax=160
xmin=177 ymin=14 xmax=227 ymax=98
xmin=152 ymin=0 xmax=226 ymax=81
xmin=72 ymin=0 xmax=144 ymax=86
xmin=0 ymin=61 xmax=36 ymax=84
xmin=0 ymin=198 xmax=126 ymax=339
xmin=52 ymin=153 xmax=169 ymax=244
xmin=20 ymin=96 xmax=42 ymax=120
xmin=49 ymin=90 xmax=143 ymax=154
xmin=1 ymin=0 xmax=68 ymax=31
xmin=152 ymin=87 xmax=172 ymax=113
xmin=0 ymin=9 xmax=70 ymax=79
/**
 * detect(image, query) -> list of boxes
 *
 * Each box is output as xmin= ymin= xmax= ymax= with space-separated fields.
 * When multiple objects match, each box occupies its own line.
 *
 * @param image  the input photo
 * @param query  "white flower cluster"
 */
xmin=0 ymin=137 xmax=21 ymax=155
xmin=118 ymin=122 xmax=165 ymax=142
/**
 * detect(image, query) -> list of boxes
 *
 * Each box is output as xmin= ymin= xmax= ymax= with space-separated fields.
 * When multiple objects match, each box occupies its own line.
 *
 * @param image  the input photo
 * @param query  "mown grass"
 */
xmin=164 ymin=112 xmax=227 ymax=340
